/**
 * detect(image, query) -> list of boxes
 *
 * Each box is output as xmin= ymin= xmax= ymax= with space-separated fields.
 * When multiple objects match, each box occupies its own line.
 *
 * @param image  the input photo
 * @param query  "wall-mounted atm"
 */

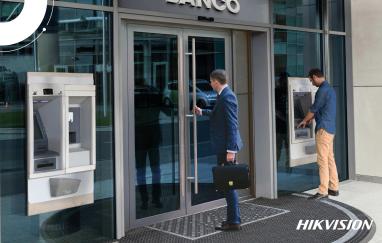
xmin=288 ymin=77 xmax=318 ymax=167
xmin=27 ymin=72 xmax=96 ymax=216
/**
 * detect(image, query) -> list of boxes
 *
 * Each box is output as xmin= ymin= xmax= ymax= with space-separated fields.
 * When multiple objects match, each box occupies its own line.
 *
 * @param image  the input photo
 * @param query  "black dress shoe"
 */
xmin=328 ymin=189 xmax=339 ymax=196
xmin=215 ymin=223 xmax=241 ymax=231
xmin=217 ymin=221 xmax=228 ymax=226
xmin=221 ymin=221 xmax=228 ymax=226
xmin=308 ymin=193 xmax=328 ymax=200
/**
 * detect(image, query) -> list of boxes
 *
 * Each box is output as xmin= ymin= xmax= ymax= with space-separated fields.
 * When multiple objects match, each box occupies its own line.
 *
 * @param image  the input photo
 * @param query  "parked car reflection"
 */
xmin=162 ymin=79 xmax=217 ymax=109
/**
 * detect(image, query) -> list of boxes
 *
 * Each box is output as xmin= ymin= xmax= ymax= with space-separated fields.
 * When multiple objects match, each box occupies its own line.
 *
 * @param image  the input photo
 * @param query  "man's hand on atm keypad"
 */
xmin=298 ymin=120 xmax=307 ymax=129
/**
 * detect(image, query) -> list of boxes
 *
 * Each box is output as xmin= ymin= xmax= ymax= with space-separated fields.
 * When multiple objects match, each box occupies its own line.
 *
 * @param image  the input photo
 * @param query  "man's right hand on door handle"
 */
xmin=194 ymin=106 xmax=202 ymax=116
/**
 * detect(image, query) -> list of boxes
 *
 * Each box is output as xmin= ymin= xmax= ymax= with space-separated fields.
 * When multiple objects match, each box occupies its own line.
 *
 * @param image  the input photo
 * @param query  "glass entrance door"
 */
xmin=131 ymin=30 xmax=183 ymax=222
xmin=184 ymin=34 xmax=231 ymax=211
xmin=126 ymin=25 xmax=232 ymax=227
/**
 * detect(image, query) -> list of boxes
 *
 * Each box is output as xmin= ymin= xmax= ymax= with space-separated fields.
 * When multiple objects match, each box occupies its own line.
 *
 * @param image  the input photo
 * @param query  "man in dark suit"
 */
xmin=194 ymin=69 xmax=243 ymax=231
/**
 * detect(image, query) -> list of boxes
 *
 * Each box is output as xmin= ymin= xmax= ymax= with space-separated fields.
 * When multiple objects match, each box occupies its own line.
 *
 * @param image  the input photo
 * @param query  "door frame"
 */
xmin=123 ymin=24 xmax=186 ymax=230
xmin=121 ymin=23 xmax=235 ymax=229
xmin=115 ymin=14 xmax=275 ymax=240
xmin=182 ymin=29 xmax=233 ymax=215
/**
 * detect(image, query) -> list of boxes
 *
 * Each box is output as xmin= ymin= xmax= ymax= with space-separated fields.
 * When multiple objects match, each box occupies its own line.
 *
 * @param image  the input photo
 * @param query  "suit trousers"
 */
xmin=217 ymin=153 xmax=241 ymax=224
xmin=316 ymin=129 xmax=340 ymax=195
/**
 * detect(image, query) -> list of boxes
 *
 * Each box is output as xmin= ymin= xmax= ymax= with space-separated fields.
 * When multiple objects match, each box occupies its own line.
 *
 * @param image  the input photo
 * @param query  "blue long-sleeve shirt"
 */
xmin=310 ymin=81 xmax=337 ymax=135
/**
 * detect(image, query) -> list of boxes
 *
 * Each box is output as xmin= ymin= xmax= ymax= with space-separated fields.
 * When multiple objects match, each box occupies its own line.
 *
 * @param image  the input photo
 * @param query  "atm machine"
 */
xmin=288 ymin=77 xmax=318 ymax=167
xmin=27 ymin=72 xmax=96 ymax=216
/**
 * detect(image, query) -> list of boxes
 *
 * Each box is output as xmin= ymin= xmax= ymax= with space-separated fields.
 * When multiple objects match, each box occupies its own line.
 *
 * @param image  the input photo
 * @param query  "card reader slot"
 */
xmin=34 ymin=157 xmax=57 ymax=172
xmin=36 ymin=162 xmax=55 ymax=169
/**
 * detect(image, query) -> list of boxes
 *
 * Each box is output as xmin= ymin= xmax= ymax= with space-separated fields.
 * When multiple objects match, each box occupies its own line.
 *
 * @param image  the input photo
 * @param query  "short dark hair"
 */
xmin=210 ymin=69 xmax=227 ymax=85
xmin=308 ymin=68 xmax=324 ymax=78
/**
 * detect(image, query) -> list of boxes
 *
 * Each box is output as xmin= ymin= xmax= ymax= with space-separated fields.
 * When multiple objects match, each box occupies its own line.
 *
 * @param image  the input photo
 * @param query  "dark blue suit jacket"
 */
xmin=202 ymin=86 xmax=243 ymax=154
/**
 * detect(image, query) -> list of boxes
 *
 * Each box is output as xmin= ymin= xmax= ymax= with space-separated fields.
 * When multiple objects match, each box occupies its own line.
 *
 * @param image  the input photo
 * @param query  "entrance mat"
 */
xmin=121 ymin=195 xmax=376 ymax=243
xmin=146 ymin=202 xmax=289 ymax=240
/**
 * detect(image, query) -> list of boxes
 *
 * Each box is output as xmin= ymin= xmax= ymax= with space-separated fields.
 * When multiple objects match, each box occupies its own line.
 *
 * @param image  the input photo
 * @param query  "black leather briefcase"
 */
xmin=212 ymin=163 xmax=250 ymax=192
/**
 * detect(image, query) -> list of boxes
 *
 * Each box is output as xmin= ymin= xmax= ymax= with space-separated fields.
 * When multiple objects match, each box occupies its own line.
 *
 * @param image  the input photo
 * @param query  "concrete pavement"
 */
xmin=306 ymin=180 xmax=382 ymax=243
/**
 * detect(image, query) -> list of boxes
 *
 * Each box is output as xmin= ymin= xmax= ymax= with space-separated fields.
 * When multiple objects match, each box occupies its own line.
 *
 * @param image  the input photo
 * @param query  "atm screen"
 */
xmin=33 ymin=111 xmax=49 ymax=153
xmin=34 ymin=113 xmax=44 ymax=140
xmin=293 ymin=92 xmax=313 ymax=139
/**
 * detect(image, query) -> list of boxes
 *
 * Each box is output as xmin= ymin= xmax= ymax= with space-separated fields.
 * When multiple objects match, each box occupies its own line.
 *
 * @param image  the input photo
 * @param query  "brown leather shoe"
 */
xmin=308 ymin=193 xmax=328 ymax=200
xmin=328 ymin=189 xmax=339 ymax=196
xmin=215 ymin=223 xmax=241 ymax=231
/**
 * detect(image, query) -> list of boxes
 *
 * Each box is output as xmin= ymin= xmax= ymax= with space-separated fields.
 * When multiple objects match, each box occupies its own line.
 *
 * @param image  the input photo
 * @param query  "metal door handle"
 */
xmin=191 ymin=38 xmax=198 ymax=194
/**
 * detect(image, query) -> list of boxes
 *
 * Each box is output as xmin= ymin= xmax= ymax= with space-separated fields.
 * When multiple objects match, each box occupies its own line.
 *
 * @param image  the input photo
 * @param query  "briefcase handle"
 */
xmin=222 ymin=159 xmax=237 ymax=166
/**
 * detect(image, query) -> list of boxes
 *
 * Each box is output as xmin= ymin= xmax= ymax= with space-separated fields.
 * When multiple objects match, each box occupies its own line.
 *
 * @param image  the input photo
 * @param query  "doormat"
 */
xmin=146 ymin=202 xmax=290 ymax=240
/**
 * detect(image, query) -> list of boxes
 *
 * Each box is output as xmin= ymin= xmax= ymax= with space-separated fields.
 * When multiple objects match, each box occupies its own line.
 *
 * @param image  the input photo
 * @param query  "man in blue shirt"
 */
xmin=298 ymin=68 xmax=339 ymax=200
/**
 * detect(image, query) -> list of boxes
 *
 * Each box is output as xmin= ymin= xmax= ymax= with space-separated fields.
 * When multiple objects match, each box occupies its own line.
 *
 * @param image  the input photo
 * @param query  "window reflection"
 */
xmin=274 ymin=30 xmax=323 ymax=194
xmin=0 ymin=2 xmax=23 ymax=22
xmin=133 ymin=32 xmax=180 ymax=219
xmin=57 ymin=0 xmax=112 ymax=6
xmin=274 ymin=30 xmax=322 ymax=77
xmin=274 ymin=30 xmax=348 ymax=195
xmin=330 ymin=35 xmax=348 ymax=181
xmin=0 ymin=7 xmax=114 ymax=243
xmin=187 ymin=36 xmax=226 ymax=206
xmin=329 ymin=0 xmax=345 ymax=32
xmin=273 ymin=0 xmax=322 ymax=29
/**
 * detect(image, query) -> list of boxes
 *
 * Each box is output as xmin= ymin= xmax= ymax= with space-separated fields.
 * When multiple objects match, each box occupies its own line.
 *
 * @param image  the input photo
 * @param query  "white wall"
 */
xmin=351 ymin=0 xmax=382 ymax=178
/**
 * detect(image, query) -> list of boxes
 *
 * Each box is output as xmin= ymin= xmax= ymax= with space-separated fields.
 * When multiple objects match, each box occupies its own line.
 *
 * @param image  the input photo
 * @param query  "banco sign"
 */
xmin=166 ymin=0 xmax=241 ymax=14
xmin=0 ymin=0 xmax=48 ymax=46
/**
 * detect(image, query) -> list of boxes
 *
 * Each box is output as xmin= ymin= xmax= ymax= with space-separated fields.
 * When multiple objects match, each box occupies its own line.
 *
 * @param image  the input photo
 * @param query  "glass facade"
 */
xmin=329 ymin=35 xmax=348 ymax=181
xmin=273 ymin=0 xmax=322 ymax=29
xmin=274 ymin=30 xmax=322 ymax=77
xmin=0 ymin=4 xmax=115 ymax=243
xmin=0 ymin=0 xmax=349 ymax=240
xmin=57 ymin=0 xmax=113 ymax=6
xmin=0 ymin=2 xmax=23 ymax=22
xmin=274 ymin=0 xmax=348 ymax=194
xmin=274 ymin=30 xmax=323 ymax=193
xmin=329 ymin=0 xmax=345 ymax=31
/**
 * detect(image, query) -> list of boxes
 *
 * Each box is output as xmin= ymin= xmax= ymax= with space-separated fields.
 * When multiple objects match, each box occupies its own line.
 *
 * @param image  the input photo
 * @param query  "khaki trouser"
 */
xmin=316 ymin=128 xmax=339 ymax=195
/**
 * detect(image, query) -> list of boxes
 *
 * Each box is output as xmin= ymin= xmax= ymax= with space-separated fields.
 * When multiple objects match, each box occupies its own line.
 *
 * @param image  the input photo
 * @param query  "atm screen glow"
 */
xmin=293 ymin=91 xmax=313 ymax=139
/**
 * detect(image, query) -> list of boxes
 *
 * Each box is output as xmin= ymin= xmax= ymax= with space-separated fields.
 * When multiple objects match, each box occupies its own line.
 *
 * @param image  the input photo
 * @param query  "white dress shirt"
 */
xmin=218 ymin=84 xmax=228 ymax=95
